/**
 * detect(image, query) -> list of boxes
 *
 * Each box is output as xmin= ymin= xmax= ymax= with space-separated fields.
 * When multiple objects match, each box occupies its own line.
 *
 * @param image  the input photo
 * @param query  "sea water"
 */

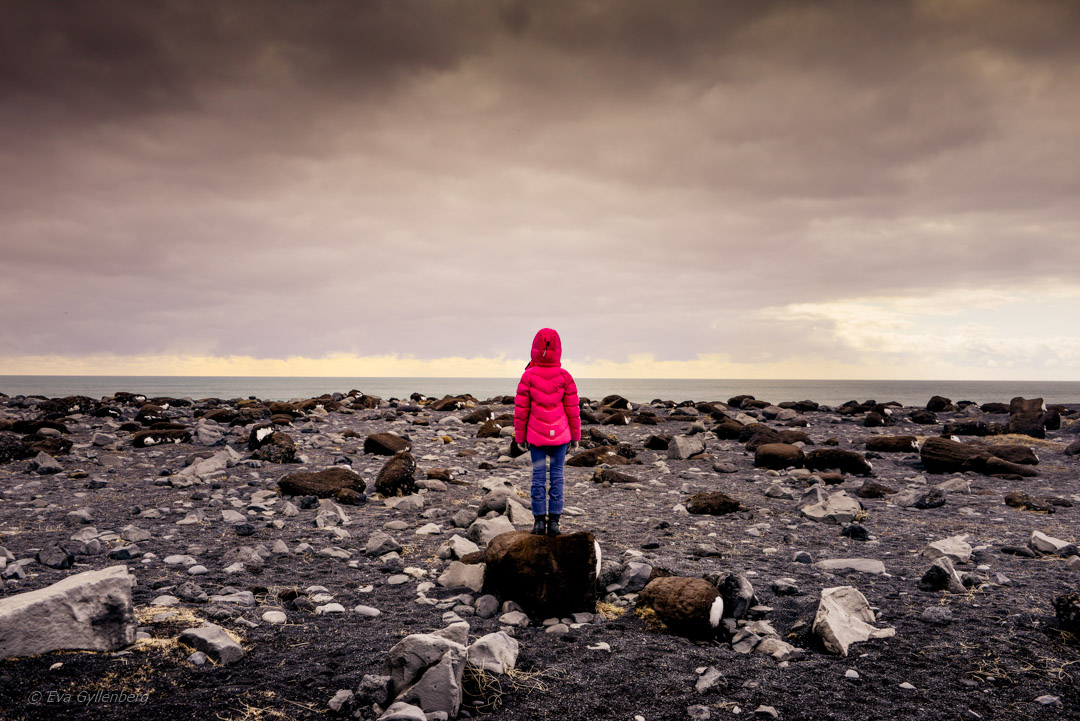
xmin=2 ymin=376 xmax=1080 ymax=406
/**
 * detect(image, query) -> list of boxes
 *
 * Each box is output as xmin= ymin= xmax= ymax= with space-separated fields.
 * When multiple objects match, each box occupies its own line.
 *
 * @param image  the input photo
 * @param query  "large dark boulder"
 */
xmin=251 ymin=432 xmax=297 ymax=463
xmin=364 ymin=433 xmax=412 ymax=456
xmin=428 ymin=395 xmax=469 ymax=411
xmin=279 ymin=467 xmax=366 ymax=503
xmin=920 ymin=437 xmax=989 ymax=473
xmin=1065 ymin=439 xmax=1080 ymax=457
xmin=741 ymin=425 xmax=781 ymax=451
xmin=804 ymin=448 xmax=873 ymax=476
xmin=1008 ymin=397 xmax=1046 ymax=439
xmin=685 ymin=492 xmax=741 ymax=516
xmin=865 ymin=436 xmax=919 ymax=453
xmin=462 ymin=407 xmax=495 ymax=424
xmin=638 ymin=576 xmax=724 ymax=640
xmin=0 ymin=432 xmax=32 ymax=464
xmin=38 ymin=396 xmax=99 ymax=419
xmin=592 ymin=468 xmax=639 ymax=484
xmin=978 ymin=444 xmax=1039 ymax=465
xmin=926 ymin=396 xmax=953 ymax=413
xmin=476 ymin=420 xmax=504 ymax=438
xmin=375 ymin=451 xmax=418 ymax=497
xmin=910 ymin=410 xmax=938 ymax=425
xmin=483 ymin=530 xmax=599 ymax=618
xmin=643 ymin=434 xmax=672 ymax=451
xmin=753 ymin=443 xmax=805 ymax=470
xmin=712 ymin=416 xmax=744 ymax=440
xmin=567 ymin=446 xmax=632 ymax=467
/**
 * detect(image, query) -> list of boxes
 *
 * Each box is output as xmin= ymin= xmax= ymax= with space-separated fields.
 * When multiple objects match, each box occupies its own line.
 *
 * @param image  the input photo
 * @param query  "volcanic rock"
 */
xmin=375 ymin=452 xmax=418 ymax=497
xmin=638 ymin=576 xmax=724 ymax=639
xmin=482 ymin=530 xmax=600 ymax=618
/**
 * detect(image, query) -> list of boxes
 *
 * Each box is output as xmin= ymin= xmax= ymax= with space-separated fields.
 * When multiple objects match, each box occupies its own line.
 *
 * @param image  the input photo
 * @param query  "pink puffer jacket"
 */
xmin=514 ymin=328 xmax=582 ymax=447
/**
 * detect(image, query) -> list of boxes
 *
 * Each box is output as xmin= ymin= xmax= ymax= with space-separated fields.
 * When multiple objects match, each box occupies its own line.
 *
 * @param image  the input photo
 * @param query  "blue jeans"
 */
xmin=529 ymin=444 xmax=567 ymax=516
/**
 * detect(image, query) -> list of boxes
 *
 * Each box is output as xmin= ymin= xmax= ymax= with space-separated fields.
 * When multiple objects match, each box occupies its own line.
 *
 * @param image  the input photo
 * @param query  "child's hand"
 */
xmin=569 ymin=441 xmax=579 ymax=454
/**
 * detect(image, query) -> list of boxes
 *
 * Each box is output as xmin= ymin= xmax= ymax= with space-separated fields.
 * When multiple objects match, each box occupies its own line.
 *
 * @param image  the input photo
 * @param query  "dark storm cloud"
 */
xmin=1 ymin=0 xmax=1079 ymax=369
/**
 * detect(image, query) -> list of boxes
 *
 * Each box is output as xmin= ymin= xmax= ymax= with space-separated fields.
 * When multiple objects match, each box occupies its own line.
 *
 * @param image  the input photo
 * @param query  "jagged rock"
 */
xmin=437 ymin=561 xmax=485 ymax=593
xmin=814 ymin=558 xmax=886 ymax=575
xmin=812 ymin=586 xmax=895 ymax=656
xmin=753 ymin=443 xmax=805 ymax=471
xmin=804 ymin=448 xmax=872 ymax=476
xmin=365 ymin=433 xmax=412 ymax=456
xmin=712 ymin=572 xmax=757 ymax=620
xmin=919 ymin=557 xmax=967 ymax=593
xmin=800 ymin=490 xmax=862 ymax=524
xmin=375 ymin=452 xmax=418 ymax=497
xmin=667 ymin=436 xmax=705 ymax=460
xmin=1030 ymin=531 xmax=1070 ymax=554
xmin=385 ymin=632 xmax=466 ymax=717
xmin=685 ymin=492 xmax=741 ymax=516
xmin=853 ymin=481 xmax=897 ymax=499
xmin=482 ymin=530 xmax=600 ymax=618
xmin=865 ymin=436 xmax=919 ymax=453
xmin=0 ymin=566 xmax=136 ymax=659
xmin=921 ymin=535 xmax=972 ymax=564
xmin=467 ymin=516 xmax=516 ymax=546
xmin=179 ymin=623 xmax=245 ymax=664
xmin=279 ymin=467 xmax=366 ymax=502
xmin=638 ymin=576 xmax=724 ymax=639
xmin=466 ymin=631 xmax=519 ymax=674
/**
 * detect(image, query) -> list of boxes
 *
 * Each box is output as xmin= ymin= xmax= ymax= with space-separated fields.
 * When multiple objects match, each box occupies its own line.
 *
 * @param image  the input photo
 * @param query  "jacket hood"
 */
xmin=529 ymin=328 xmax=562 ymax=367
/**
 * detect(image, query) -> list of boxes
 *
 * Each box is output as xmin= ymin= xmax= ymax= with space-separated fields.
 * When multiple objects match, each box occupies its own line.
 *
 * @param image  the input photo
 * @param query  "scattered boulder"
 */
xmin=179 ymin=623 xmax=245 ymax=665
xmin=812 ymin=586 xmax=895 ymax=656
xmin=926 ymin=396 xmax=953 ymax=412
xmin=638 ymin=576 xmax=723 ymax=639
xmin=375 ymin=452 xmax=418 ymax=497
xmin=1007 ymin=397 xmax=1046 ymax=439
xmin=918 ymin=557 xmax=967 ymax=593
xmin=804 ymin=449 xmax=873 ymax=476
xmin=279 ymin=467 xmax=366 ymax=502
xmin=384 ymin=631 xmax=467 ymax=718
xmin=865 ymin=436 xmax=919 ymax=453
xmin=921 ymin=535 xmax=972 ymax=564
xmin=365 ymin=433 xmax=412 ymax=456
xmin=685 ymin=492 xmax=741 ymax=516
xmin=800 ymin=490 xmax=862 ymax=525
xmin=567 ymin=446 xmax=631 ymax=467
xmin=251 ymin=432 xmax=297 ymax=463
xmin=466 ymin=631 xmax=519 ymax=674
xmin=667 ymin=435 xmax=705 ymax=460
xmin=753 ymin=443 xmax=805 ymax=471
xmin=853 ymin=481 xmax=897 ymax=499
xmin=0 ymin=565 xmax=136 ymax=659
xmin=482 ymin=530 xmax=600 ymax=618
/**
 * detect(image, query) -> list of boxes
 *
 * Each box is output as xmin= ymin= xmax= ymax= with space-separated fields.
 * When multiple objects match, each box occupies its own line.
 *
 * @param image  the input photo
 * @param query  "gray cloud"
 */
xmin=2 ymin=0 xmax=1079 ymax=369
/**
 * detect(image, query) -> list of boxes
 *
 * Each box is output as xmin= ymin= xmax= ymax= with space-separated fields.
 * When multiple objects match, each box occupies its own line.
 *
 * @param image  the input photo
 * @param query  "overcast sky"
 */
xmin=2 ymin=0 xmax=1078 ymax=379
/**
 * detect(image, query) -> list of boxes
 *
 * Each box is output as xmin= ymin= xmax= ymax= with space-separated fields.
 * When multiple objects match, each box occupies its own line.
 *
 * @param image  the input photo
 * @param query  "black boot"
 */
xmin=546 ymin=514 xmax=561 ymax=537
xmin=531 ymin=515 xmax=547 ymax=535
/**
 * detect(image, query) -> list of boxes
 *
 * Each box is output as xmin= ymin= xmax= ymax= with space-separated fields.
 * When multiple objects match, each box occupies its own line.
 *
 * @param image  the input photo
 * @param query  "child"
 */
xmin=514 ymin=327 xmax=581 ymax=536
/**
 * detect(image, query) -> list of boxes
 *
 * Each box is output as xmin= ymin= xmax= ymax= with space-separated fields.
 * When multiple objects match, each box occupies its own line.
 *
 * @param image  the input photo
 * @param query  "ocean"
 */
xmin=2 ymin=376 xmax=1080 ymax=407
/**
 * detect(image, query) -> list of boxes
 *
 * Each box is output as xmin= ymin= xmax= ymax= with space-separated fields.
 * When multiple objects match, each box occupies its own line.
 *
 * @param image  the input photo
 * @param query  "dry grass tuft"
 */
xmin=983 ymin=434 xmax=1065 ymax=450
xmin=135 ymin=605 xmax=205 ymax=627
xmin=633 ymin=605 xmax=668 ymax=632
xmin=595 ymin=602 xmax=625 ymax=620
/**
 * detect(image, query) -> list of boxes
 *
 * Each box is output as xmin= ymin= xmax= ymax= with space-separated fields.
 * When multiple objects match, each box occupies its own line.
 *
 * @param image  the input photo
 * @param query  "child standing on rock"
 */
xmin=514 ymin=327 xmax=581 ymax=537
